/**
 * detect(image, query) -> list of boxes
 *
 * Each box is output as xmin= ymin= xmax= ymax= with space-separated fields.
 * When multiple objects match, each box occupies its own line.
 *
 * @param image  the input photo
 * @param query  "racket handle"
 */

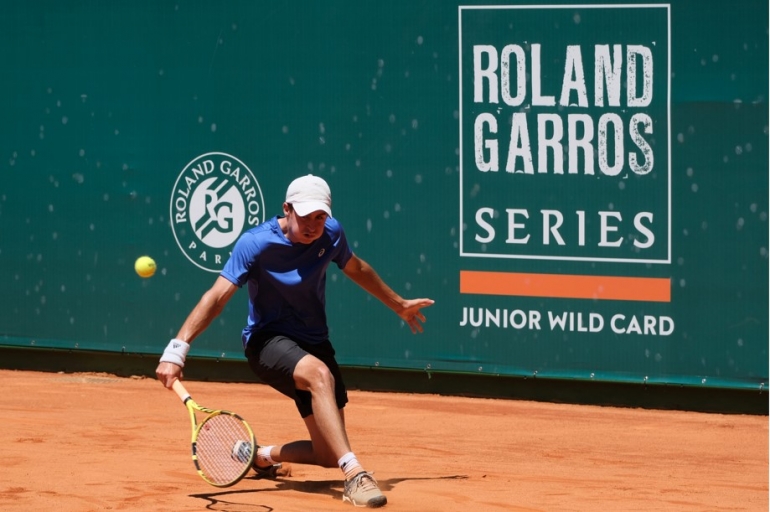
xmin=171 ymin=379 xmax=192 ymax=403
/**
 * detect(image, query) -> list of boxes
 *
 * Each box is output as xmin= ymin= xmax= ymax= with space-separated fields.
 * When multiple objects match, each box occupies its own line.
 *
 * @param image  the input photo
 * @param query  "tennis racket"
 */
xmin=171 ymin=379 xmax=256 ymax=487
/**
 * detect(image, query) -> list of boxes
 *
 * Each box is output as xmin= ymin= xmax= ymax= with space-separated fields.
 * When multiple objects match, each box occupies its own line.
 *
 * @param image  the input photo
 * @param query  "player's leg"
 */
xmin=293 ymin=343 xmax=387 ymax=508
xmin=244 ymin=334 xmax=316 ymax=469
xmin=291 ymin=352 xmax=353 ymax=465
xmin=245 ymin=336 xmax=386 ymax=506
xmin=265 ymin=406 xmax=347 ymax=467
xmin=245 ymin=335 xmax=351 ymax=466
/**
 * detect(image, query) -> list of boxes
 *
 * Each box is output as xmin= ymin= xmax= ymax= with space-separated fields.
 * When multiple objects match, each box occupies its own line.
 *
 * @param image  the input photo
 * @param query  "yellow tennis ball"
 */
xmin=134 ymin=256 xmax=156 ymax=278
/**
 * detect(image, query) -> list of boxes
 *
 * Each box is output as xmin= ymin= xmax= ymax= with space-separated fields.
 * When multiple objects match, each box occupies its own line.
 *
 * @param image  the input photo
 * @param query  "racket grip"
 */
xmin=171 ymin=379 xmax=192 ymax=402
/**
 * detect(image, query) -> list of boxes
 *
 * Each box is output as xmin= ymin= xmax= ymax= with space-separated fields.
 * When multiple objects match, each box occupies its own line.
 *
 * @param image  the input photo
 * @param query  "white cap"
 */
xmin=285 ymin=174 xmax=332 ymax=217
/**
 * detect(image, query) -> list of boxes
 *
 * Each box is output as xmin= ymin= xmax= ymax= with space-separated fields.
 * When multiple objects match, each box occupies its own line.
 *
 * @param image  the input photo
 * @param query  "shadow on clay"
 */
xmin=190 ymin=474 xmax=469 ymax=511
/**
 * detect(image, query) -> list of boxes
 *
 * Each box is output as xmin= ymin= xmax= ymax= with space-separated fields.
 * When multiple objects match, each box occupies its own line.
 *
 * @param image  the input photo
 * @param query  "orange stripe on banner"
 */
xmin=460 ymin=271 xmax=670 ymax=302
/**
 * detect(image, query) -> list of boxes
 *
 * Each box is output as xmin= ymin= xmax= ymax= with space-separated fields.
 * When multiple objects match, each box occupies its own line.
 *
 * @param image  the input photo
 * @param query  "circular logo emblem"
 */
xmin=170 ymin=152 xmax=265 ymax=272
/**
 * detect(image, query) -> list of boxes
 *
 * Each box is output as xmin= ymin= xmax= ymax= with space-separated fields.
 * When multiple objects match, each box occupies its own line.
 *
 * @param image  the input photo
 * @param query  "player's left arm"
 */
xmin=342 ymin=254 xmax=434 ymax=333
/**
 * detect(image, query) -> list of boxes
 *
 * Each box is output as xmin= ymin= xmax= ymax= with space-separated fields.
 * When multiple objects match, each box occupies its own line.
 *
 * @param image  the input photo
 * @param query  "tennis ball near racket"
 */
xmin=134 ymin=256 xmax=156 ymax=278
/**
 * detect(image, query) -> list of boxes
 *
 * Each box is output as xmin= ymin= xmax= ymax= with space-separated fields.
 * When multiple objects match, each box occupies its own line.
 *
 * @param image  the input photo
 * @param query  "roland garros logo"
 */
xmin=170 ymin=152 xmax=265 ymax=272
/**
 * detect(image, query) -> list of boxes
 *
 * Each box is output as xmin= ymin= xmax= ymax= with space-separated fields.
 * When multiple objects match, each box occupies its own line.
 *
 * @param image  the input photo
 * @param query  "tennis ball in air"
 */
xmin=134 ymin=256 xmax=156 ymax=278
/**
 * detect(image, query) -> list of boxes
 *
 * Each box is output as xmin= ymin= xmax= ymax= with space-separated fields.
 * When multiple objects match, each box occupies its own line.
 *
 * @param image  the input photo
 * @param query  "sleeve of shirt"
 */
xmin=332 ymin=222 xmax=354 ymax=270
xmin=221 ymin=231 xmax=260 ymax=287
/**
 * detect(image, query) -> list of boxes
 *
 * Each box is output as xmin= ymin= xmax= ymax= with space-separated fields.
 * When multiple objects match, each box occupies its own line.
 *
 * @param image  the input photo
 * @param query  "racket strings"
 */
xmin=195 ymin=413 xmax=253 ymax=485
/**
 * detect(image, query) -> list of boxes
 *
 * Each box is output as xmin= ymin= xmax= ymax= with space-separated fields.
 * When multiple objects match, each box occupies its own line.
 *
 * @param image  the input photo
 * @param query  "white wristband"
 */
xmin=159 ymin=339 xmax=190 ymax=367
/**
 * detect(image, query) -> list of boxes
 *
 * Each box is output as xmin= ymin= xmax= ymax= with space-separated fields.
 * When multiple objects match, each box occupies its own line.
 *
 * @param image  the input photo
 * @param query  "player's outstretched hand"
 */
xmin=397 ymin=298 xmax=435 ymax=333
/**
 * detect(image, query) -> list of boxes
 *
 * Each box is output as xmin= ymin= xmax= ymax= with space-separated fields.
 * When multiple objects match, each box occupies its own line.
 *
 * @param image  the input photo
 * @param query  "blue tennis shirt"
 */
xmin=221 ymin=216 xmax=353 ymax=346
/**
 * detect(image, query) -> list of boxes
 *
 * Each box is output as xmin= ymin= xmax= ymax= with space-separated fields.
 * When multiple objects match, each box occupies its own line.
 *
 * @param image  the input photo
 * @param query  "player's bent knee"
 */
xmin=307 ymin=368 xmax=336 ymax=394
xmin=294 ymin=356 xmax=336 ymax=393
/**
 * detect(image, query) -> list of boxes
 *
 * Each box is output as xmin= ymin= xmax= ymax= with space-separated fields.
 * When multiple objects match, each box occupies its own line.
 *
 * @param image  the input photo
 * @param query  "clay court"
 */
xmin=1 ymin=369 xmax=767 ymax=511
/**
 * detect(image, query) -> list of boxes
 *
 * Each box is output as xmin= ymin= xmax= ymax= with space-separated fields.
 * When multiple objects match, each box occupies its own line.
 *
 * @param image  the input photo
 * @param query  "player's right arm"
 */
xmin=156 ymin=276 xmax=239 ymax=388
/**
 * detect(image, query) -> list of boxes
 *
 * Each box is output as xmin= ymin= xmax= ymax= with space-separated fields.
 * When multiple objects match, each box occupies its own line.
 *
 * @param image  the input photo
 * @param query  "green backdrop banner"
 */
xmin=1 ymin=1 xmax=767 ymax=390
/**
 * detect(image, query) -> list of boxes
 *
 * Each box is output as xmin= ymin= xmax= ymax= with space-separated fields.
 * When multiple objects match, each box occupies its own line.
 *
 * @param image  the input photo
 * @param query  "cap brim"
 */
xmin=292 ymin=201 xmax=332 ymax=217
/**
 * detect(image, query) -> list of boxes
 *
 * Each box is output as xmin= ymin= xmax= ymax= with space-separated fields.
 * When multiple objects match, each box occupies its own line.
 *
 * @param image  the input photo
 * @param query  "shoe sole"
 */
xmin=343 ymin=494 xmax=388 ymax=508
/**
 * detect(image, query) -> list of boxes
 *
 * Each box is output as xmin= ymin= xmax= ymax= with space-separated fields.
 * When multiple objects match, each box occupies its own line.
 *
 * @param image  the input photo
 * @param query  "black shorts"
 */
xmin=244 ymin=332 xmax=348 ymax=418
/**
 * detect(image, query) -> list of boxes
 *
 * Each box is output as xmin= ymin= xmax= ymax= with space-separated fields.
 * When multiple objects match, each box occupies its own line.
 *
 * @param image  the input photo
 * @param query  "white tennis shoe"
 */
xmin=343 ymin=471 xmax=387 ymax=508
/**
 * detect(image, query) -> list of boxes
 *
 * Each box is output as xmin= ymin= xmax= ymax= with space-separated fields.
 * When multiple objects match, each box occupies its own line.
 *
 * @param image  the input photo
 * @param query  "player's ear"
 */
xmin=283 ymin=202 xmax=293 ymax=216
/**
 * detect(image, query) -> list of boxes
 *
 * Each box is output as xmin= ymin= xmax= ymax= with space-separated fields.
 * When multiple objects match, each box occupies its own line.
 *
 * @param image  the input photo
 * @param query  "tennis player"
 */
xmin=156 ymin=174 xmax=434 ymax=508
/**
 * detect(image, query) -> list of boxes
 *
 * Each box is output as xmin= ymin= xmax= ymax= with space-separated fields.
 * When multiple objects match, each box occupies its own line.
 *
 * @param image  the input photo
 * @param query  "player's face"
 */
xmin=284 ymin=204 xmax=328 ymax=244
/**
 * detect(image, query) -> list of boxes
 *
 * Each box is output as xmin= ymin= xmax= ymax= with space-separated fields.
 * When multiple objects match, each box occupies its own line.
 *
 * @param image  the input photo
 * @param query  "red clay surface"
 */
xmin=1 ymin=369 xmax=767 ymax=511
